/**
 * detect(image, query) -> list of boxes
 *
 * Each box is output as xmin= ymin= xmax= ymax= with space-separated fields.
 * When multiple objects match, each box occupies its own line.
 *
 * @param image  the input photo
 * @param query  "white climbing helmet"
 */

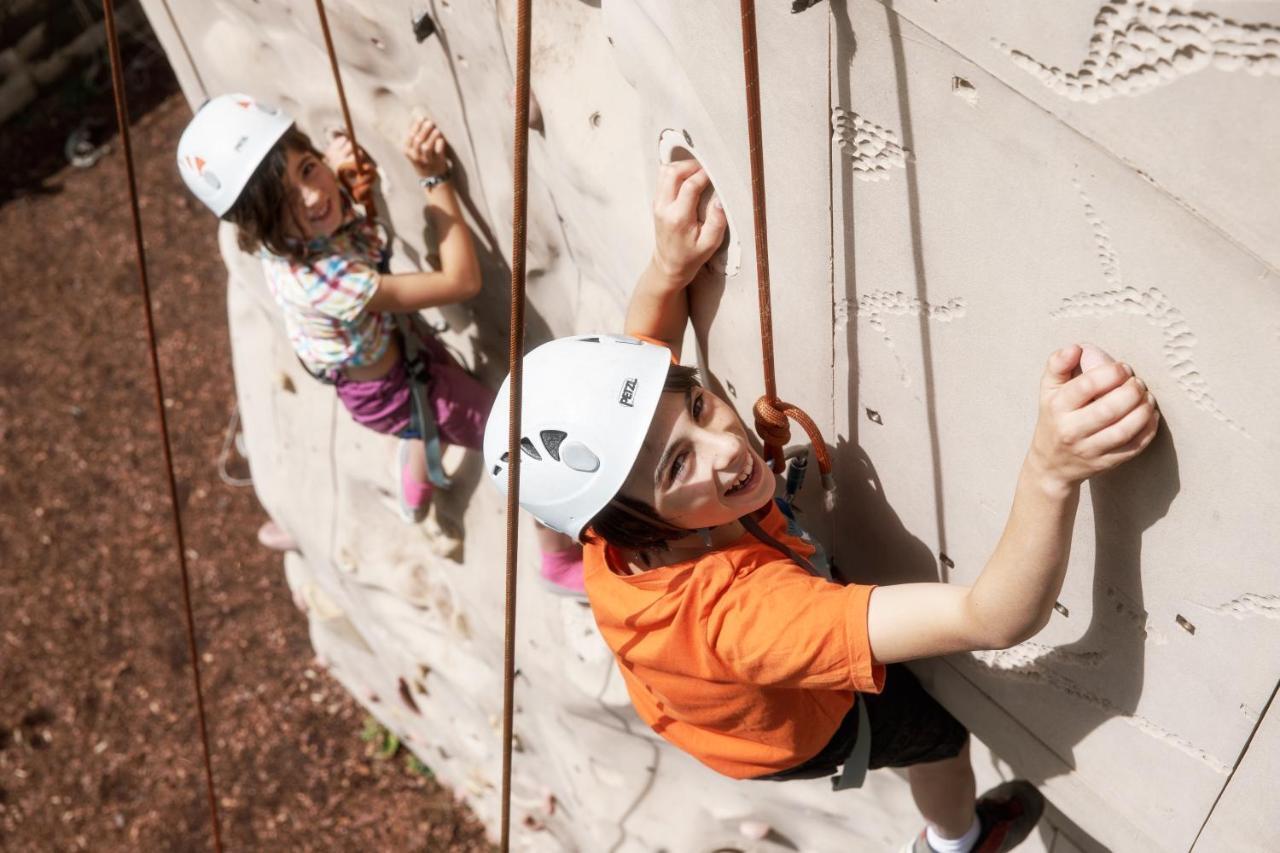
xmin=484 ymin=334 xmax=673 ymax=539
xmin=176 ymin=93 xmax=294 ymax=217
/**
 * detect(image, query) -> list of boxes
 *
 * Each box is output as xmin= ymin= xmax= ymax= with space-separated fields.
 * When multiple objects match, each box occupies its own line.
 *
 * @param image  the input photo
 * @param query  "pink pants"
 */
xmin=333 ymin=332 xmax=493 ymax=450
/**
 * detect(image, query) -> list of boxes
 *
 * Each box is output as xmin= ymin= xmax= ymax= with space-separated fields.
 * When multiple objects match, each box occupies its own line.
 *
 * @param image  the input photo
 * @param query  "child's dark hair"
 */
xmin=223 ymin=125 xmax=325 ymax=260
xmin=584 ymin=364 xmax=701 ymax=552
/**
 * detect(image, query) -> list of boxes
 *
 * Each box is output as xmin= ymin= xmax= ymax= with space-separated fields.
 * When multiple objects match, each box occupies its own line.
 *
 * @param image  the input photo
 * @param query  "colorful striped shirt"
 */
xmin=260 ymin=212 xmax=394 ymax=374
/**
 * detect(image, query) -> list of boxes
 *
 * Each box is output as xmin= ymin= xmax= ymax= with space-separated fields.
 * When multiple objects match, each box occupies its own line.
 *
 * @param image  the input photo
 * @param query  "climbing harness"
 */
xmin=737 ymin=0 xmax=836 ymax=505
xmin=100 ymin=0 xmax=223 ymax=848
xmin=311 ymin=0 xmax=451 ymax=490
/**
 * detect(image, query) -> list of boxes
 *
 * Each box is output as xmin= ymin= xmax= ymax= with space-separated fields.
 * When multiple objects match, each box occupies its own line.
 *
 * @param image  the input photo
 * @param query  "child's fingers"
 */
xmin=674 ymin=169 xmax=712 ymax=214
xmin=1075 ymin=386 xmax=1156 ymax=457
xmin=656 ymin=160 xmax=703 ymax=205
xmin=1095 ymin=404 xmax=1160 ymax=465
xmin=1054 ymin=361 xmax=1132 ymax=413
xmin=697 ymin=196 xmax=728 ymax=250
xmin=1040 ymin=345 xmax=1083 ymax=391
xmin=1064 ymin=375 xmax=1147 ymax=439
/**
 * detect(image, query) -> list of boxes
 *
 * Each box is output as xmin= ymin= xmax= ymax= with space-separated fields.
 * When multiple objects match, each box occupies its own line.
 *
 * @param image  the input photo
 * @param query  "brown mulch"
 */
xmin=0 ymin=46 xmax=493 ymax=853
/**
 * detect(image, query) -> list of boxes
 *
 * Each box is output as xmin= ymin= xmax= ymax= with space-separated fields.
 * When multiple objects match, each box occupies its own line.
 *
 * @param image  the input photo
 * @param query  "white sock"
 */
xmin=925 ymin=815 xmax=981 ymax=853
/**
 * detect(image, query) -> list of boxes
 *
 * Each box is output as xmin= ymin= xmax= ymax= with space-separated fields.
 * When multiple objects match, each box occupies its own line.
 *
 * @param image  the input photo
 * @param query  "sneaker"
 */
xmin=539 ymin=545 xmax=587 ymax=599
xmin=396 ymin=438 xmax=433 ymax=523
xmin=256 ymin=520 xmax=298 ymax=551
xmin=972 ymin=780 xmax=1044 ymax=852
xmin=900 ymin=780 xmax=1044 ymax=853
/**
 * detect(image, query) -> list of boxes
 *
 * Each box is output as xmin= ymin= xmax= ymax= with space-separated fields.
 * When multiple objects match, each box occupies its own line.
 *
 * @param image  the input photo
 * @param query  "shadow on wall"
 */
xmin=831 ymin=0 xmax=1184 ymax=849
xmin=362 ymin=157 xmax=556 ymax=527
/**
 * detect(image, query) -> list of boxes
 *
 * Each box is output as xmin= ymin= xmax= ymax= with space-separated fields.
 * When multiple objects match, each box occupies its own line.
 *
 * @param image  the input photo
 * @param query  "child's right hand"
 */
xmin=650 ymin=160 xmax=728 ymax=287
xmin=1028 ymin=344 xmax=1160 ymax=495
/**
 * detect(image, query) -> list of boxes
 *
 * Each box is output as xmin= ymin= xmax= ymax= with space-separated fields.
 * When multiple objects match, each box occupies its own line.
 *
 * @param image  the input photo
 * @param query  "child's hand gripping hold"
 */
xmin=403 ymin=115 xmax=449 ymax=180
xmin=1029 ymin=344 xmax=1160 ymax=497
xmin=325 ymin=131 xmax=378 ymax=207
xmin=867 ymin=344 xmax=1160 ymax=664
xmin=626 ymin=159 xmax=728 ymax=357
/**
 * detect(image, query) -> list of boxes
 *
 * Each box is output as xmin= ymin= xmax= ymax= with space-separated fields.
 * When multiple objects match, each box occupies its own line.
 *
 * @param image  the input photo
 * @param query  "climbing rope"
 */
xmin=737 ymin=0 xmax=836 ymax=499
xmin=502 ymin=1 xmax=534 ymax=848
xmin=309 ymin=4 xmax=525 ymax=845
xmin=312 ymin=0 xmax=377 ymax=206
xmin=99 ymin=1 xmax=223 ymax=849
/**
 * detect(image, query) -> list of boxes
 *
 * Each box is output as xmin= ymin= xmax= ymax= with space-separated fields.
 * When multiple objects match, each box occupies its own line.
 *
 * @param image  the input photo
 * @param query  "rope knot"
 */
xmin=338 ymin=159 xmax=378 ymax=208
xmin=753 ymin=396 xmax=793 ymax=446
xmin=752 ymin=395 xmax=834 ymax=500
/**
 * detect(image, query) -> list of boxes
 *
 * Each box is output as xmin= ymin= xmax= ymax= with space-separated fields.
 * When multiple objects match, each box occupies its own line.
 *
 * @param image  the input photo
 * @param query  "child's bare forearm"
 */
xmin=965 ymin=457 xmax=1081 ymax=647
xmin=624 ymin=258 xmax=691 ymax=359
xmin=425 ymin=182 xmax=479 ymax=296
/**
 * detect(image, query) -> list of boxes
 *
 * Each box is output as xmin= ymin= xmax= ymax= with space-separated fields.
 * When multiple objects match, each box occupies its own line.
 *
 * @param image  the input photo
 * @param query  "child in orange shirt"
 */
xmin=484 ymin=161 xmax=1160 ymax=852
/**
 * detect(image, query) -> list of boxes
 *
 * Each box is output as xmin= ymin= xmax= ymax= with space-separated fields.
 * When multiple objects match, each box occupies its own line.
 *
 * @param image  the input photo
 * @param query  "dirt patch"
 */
xmin=0 ymin=47 xmax=493 ymax=853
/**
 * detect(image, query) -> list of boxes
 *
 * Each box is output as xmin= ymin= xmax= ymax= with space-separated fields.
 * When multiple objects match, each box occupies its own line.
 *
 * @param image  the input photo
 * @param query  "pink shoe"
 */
xmin=256 ymin=520 xmax=298 ymax=551
xmin=397 ymin=439 xmax=433 ymax=523
xmin=540 ymin=546 xmax=586 ymax=598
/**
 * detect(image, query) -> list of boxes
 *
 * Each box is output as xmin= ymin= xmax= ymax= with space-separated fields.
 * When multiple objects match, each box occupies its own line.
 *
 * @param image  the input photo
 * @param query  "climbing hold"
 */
xmin=412 ymin=9 xmax=436 ymax=42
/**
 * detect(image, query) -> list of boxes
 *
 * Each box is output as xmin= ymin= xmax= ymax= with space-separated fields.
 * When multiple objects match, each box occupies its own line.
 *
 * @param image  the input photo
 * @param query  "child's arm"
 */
xmin=866 ymin=346 xmax=1160 ymax=662
xmin=624 ymin=160 xmax=727 ymax=360
xmin=366 ymin=117 xmax=481 ymax=313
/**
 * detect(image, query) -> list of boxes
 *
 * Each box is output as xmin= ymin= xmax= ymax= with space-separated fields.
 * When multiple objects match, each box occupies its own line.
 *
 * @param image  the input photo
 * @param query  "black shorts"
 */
xmin=758 ymin=664 xmax=968 ymax=782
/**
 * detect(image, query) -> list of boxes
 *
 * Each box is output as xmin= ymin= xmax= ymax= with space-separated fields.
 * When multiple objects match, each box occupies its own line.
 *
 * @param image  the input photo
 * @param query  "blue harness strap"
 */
xmin=396 ymin=313 xmax=451 ymax=490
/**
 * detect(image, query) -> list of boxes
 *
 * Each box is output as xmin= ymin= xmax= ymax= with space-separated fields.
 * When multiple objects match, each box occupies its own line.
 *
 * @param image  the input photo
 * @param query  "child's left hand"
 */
xmin=404 ymin=116 xmax=449 ymax=179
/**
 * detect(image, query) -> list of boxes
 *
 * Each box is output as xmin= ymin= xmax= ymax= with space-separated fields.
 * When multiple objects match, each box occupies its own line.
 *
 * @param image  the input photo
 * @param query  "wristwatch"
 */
xmin=418 ymin=167 xmax=452 ymax=190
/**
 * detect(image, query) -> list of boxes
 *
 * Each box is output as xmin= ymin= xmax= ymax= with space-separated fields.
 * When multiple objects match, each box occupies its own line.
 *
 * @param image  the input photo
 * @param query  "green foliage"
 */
xmin=359 ymin=715 xmax=400 ymax=760
xmin=404 ymin=753 xmax=434 ymax=778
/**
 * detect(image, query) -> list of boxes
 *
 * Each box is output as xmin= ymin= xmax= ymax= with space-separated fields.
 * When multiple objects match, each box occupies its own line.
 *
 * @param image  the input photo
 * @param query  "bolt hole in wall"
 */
xmin=657 ymin=128 xmax=740 ymax=276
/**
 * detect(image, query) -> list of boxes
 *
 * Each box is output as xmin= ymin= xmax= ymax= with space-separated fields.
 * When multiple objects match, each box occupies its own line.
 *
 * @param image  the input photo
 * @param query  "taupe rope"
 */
xmin=502 ymin=0 xmax=534 ymax=847
xmin=312 ymin=0 xmax=376 ymax=206
xmin=100 ymin=1 xmax=222 ymax=849
xmin=738 ymin=0 xmax=834 ymax=491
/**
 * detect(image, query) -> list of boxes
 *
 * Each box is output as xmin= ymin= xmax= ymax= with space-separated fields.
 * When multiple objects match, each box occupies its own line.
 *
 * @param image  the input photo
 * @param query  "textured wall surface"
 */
xmin=140 ymin=1 xmax=1280 ymax=850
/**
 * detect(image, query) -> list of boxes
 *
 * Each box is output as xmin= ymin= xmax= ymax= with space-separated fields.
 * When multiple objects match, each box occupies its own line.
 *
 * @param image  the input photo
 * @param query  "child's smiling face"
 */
xmin=620 ymin=386 xmax=776 ymax=532
xmin=281 ymin=146 xmax=344 ymax=240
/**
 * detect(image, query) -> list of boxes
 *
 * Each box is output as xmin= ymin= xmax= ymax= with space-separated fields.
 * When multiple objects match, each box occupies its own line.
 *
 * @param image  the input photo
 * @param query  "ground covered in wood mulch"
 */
xmin=0 ymin=45 xmax=493 ymax=853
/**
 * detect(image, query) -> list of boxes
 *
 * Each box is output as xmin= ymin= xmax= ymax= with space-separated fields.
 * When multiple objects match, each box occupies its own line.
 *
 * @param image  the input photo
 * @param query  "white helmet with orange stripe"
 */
xmin=176 ymin=93 xmax=293 ymax=217
xmin=483 ymin=334 xmax=673 ymax=539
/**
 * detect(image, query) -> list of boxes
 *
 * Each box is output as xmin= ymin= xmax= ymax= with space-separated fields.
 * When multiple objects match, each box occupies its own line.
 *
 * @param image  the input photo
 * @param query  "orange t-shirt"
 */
xmin=583 ymin=502 xmax=885 ymax=780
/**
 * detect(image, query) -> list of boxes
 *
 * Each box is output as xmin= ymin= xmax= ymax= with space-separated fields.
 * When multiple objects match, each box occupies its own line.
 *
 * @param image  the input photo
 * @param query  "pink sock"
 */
xmin=401 ymin=459 xmax=434 ymax=508
xmin=540 ymin=546 xmax=585 ymax=593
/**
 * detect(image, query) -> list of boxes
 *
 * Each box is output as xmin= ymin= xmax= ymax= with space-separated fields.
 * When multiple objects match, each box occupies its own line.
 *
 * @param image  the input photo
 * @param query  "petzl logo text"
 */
xmin=619 ymin=378 xmax=638 ymax=407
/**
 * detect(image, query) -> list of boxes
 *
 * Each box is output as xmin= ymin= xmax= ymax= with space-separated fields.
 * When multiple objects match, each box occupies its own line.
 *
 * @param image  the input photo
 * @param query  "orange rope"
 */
xmin=313 ymin=0 xmax=377 ymax=206
xmin=502 ymin=0 xmax=533 ymax=847
xmin=100 ymin=1 xmax=223 ymax=849
xmin=738 ymin=0 xmax=834 ymax=491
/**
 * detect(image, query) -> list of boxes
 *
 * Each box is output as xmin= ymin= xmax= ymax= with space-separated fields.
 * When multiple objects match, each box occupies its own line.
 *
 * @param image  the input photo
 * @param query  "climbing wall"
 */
xmin=139 ymin=0 xmax=1280 ymax=850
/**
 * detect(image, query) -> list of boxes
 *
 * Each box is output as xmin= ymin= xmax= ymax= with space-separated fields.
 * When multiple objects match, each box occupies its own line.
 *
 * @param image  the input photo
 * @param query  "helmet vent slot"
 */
xmin=500 ymin=451 xmax=510 ymax=464
xmin=492 ymin=465 xmax=502 ymax=476
xmin=539 ymin=430 xmax=567 ymax=461
xmin=520 ymin=437 xmax=542 ymax=460
xmin=579 ymin=336 xmax=600 ymax=343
